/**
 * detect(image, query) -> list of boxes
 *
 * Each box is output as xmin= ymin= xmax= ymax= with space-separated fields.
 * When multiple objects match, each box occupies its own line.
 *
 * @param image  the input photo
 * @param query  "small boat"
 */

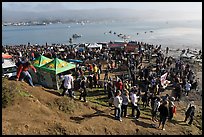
xmin=72 ymin=34 xmax=82 ymax=38
xmin=136 ymin=33 xmax=139 ymax=35
xmin=122 ymin=35 xmax=131 ymax=39
xmin=113 ymin=32 xmax=116 ymax=34
xmin=109 ymin=30 xmax=112 ymax=33
xmin=150 ymin=31 xmax=154 ymax=33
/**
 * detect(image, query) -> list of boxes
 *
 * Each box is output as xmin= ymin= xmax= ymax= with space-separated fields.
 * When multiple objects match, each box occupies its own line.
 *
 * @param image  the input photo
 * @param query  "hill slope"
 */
xmin=2 ymin=78 xmax=202 ymax=135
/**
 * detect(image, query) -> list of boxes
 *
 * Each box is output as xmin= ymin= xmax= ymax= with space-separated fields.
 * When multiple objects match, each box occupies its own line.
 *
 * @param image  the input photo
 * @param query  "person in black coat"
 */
xmin=79 ymin=76 xmax=87 ymax=102
xmin=158 ymin=101 xmax=169 ymax=130
xmin=184 ymin=104 xmax=195 ymax=125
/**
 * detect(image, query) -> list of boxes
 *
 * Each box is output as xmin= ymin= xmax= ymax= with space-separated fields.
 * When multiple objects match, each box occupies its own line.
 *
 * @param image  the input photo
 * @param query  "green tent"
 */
xmin=32 ymin=55 xmax=53 ymax=68
xmin=40 ymin=58 xmax=76 ymax=74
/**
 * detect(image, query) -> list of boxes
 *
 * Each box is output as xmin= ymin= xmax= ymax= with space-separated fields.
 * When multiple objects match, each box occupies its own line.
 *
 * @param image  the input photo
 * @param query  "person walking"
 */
xmin=184 ymin=102 xmax=196 ymax=125
xmin=61 ymin=71 xmax=74 ymax=98
xmin=113 ymin=90 xmax=123 ymax=121
xmin=16 ymin=61 xmax=36 ymax=87
xmin=158 ymin=101 xmax=169 ymax=130
xmin=130 ymin=90 xmax=140 ymax=120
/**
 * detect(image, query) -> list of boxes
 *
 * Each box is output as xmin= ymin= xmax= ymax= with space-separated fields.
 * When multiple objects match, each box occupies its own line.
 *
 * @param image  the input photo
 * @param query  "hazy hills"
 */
xmin=2 ymin=8 xmax=201 ymax=23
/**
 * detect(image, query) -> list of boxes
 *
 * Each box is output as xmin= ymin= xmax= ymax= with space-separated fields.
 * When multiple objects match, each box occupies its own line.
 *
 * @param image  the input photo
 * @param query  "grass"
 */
xmin=2 ymin=78 xmax=18 ymax=108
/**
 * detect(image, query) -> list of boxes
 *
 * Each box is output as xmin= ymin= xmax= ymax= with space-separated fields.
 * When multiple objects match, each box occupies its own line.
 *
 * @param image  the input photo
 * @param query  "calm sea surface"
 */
xmin=2 ymin=20 xmax=202 ymax=49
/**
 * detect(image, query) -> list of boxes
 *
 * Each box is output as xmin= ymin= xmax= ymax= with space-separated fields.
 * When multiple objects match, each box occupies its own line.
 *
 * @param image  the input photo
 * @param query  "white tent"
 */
xmin=87 ymin=43 xmax=102 ymax=50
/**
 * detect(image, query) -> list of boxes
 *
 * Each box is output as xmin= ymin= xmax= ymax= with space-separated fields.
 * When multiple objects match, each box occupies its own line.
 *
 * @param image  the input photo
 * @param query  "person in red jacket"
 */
xmin=16 ymin=61 xmax=36 ymax=87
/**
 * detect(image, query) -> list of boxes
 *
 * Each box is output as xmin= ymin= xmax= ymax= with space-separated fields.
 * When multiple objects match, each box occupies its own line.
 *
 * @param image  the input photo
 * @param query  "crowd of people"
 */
xmin=2 ymin=41 xmax=200 ymax=130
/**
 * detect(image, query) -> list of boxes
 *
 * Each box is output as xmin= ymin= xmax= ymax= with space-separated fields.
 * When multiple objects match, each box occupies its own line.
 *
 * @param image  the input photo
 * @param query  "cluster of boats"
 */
xmin=105 ymin=30 xmax=131 ymax=40
xmin=105 ymin=30 xmax=154 ymax=39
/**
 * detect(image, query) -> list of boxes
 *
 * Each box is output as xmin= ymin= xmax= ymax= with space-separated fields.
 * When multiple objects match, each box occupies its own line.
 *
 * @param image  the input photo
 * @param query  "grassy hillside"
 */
xmin=2 ymin=78 xmax=202 ymax=135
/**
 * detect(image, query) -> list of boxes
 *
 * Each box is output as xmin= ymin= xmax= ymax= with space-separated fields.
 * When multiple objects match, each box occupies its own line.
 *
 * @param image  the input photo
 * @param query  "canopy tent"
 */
xmin=32 ymin=55 xmax=53 ymax=68
xmin=40 ymin=58 xmax=76 ymax=74
xmin=30 ymin=57 xmax=76 ymax=90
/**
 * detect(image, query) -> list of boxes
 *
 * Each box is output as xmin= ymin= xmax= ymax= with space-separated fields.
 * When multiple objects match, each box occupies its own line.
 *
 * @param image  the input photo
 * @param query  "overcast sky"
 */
xmin=3 ymin=2 xmax=201 ymax=11
xmin=2 ymin=2 xmax=202 ymax=22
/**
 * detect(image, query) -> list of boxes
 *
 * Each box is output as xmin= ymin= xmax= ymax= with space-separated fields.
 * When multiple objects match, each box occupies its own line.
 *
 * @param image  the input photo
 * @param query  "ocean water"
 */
xmin=2 ymin=20 xmax=202 ymax=50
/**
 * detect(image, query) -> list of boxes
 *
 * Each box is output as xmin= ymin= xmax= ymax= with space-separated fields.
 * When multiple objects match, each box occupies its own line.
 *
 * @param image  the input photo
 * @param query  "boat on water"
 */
xmin=72 ymin=34 xmax=82 ymax=39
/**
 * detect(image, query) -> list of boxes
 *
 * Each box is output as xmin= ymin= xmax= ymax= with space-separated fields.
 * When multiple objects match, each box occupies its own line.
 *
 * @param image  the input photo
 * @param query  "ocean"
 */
xmin=2 ymin=20 xmax=202 ymax=50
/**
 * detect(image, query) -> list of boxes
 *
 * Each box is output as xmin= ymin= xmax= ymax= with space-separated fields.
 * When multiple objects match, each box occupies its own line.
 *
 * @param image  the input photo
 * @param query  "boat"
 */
xmin=72 ymin=34 xmax=82 ymax=39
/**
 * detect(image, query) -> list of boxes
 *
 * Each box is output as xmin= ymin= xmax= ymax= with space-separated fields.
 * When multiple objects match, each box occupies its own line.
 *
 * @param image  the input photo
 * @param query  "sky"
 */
xmin=2 ymin=2 xmax=202 ymax=11
xmin=2 ymin=2 xmax=202 ymax=22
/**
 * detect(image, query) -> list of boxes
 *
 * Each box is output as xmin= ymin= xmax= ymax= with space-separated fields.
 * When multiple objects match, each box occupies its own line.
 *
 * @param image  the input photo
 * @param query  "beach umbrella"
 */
xmin=32 ymin=55 xmax=53 ymax=68
xmin=40 ymin=58 xmax=76 ymax=74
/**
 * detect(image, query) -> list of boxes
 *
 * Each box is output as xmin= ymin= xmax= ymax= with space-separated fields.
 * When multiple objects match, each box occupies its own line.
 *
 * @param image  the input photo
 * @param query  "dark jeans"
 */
xmin=114 ymin=107 xmax=122 ymax=120
xmin=79 ymin=88 xmax=87 ymax=102
xmin=159 ymin=115 xmax=167 ymax=125
xmin=131 ymin=104 xmax=140 ymax=119
xmin=19 ymin=71 xmax=34 ymax=86
xmin=121 ymin=104 xmax=128 ymax=117
xmin=62 ymin=88 xmax=74 ymax=97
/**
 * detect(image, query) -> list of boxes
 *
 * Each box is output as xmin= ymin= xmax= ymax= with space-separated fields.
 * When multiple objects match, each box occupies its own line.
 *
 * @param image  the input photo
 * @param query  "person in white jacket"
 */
xmin=130 ymin=91 xmax=140 ymax=120
xmin=113 ymin=90 xmax=123 ymax=121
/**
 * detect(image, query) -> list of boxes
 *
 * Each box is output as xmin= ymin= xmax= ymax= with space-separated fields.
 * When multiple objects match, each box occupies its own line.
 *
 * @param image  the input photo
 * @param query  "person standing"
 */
xmin=185 ymin=81 xmax=191 ymax=96
xmin=121 ymin=90 xmax=130 ymax=117
xmin=16 ymin=61 xmax=36 ymax=87
xmin=158 ymin=101 xmax=169 ymax=130
xmin=168 ymin=97 xmax=175 ymax=121
xmin=130 ymin=91 xmax=140 ymax=120
xmin=113 ymin=90 xmax=123 ymax=121
xmin=79 ymin=76 xmax=87 ymax=102
xmin=152 ymin=97 xmax=161 ymax=122
xmin=61 ymin=71 xmax=74 ymax=98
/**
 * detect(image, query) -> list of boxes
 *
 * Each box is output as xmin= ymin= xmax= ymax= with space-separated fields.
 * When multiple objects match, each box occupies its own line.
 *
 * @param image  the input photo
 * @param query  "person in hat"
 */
xmin=16 ymin=61 xmax=36 ymax=87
